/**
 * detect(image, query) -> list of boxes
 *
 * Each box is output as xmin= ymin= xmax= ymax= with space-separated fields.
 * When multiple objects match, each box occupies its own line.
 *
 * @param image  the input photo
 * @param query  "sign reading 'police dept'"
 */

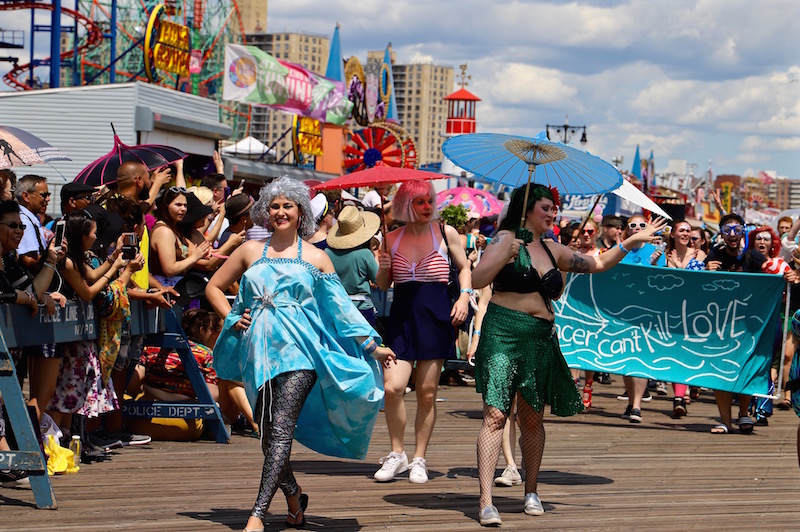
xmin=554 ymin=264 xmax=784 ymax=396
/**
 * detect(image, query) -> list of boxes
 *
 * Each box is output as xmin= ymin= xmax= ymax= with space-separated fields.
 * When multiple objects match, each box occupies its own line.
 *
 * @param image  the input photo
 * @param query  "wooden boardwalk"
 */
xmin=2 ymin=381 xmax=799 ymax=531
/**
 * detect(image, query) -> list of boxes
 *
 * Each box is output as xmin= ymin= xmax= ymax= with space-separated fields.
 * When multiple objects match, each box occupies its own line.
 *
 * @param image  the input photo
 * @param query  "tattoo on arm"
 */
xmin=488 ymin=234 xmax=503 ymax=246
xmin=568 ymin=253 xmax=590 ymax=273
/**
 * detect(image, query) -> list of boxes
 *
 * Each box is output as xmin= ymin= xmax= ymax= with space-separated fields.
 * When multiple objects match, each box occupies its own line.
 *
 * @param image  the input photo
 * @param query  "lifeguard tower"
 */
xmin=443 ymin=64 xmax=481 ymax=136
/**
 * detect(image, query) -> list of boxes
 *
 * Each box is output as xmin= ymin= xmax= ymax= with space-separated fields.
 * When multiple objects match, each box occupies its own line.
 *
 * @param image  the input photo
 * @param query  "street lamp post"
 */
xmin=546 ymin=115 xmax=587 ymax=145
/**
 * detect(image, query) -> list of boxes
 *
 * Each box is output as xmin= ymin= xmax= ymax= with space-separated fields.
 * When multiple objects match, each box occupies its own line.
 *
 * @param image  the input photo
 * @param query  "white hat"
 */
xmin=310 ymin=194 xmax=328 ymax=222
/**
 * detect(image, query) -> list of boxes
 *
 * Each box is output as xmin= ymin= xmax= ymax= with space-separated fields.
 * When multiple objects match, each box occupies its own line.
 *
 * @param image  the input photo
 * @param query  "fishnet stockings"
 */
xmin=251 ymin=370 xmax=317 ymax=522
xmin=477 ymin=402 xmax=508 ymax=508
xmin=516 ymin=397 xmax=545 ymax=494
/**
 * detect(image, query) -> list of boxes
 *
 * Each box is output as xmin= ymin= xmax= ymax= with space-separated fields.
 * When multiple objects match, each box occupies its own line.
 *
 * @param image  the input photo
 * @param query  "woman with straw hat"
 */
xmin=326 ymin=205 xmax=382 ymax=325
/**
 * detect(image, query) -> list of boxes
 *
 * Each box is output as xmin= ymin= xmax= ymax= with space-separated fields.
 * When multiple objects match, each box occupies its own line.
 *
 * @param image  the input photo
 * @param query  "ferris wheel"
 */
xmin=343 ymin=122 xmax=418 ymax=173
xmin=76 ymin=1 xmax=249 ymax=136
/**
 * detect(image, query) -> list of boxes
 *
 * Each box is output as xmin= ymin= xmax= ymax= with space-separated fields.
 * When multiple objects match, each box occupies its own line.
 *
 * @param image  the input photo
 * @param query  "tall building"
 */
xmin=238 ymin=0 xmax=269 ymax=34
xmin=367 ymin=48 xmax=453 ymax=168
xmin=390 ymin=62 xmax=454 ymax=167
xmin=245 ymin=32 xmax=329 ymax=162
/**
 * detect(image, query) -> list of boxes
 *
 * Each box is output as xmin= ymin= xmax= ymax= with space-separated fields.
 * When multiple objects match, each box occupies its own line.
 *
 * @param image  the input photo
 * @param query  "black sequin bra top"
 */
xmin=493 ymin=241 xmax=563 ymax=311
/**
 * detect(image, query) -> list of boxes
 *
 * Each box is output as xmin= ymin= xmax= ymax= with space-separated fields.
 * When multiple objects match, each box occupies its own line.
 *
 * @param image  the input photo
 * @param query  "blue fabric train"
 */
xmin=214 ymin=238 xmax=384 ymax=460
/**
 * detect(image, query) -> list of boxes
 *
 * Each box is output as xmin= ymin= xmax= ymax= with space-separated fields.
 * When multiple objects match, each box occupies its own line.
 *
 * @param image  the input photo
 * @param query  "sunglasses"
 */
xmin=32 ymin=191 xmax=51 ymax=199
xmin=690 ymin=236 xmax=701 ymax=242
xmin=582 ymin=228 xmax=596 ymax=235
xmin=628 ymin=222 xmax=647 ymax=230
xmin=755 ymin=235 xmax=772 ymax=242
xmin=721 ymin=224 xmax=744 ymax=236
xmin=0 ymin=221 xmax=26 ymax=230
xmin=169 ymin=186 xmax=188 ymax=194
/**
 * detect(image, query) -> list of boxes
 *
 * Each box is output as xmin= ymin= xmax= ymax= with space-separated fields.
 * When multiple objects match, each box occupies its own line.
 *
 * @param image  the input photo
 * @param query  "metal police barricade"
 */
xmin=0 ymin=301 xmax=95 ymax=509
xmin=123 ymin=301 xmax=230 ymax=444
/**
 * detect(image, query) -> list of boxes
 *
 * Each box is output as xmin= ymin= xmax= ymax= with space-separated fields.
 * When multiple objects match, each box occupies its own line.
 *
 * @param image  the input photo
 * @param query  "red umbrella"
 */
xmin=312 ymin=163 xmax=447 ymax=249
xmin=311 ymin=162 xmax=446 ymax=191
xmin=74 ymin=125 xmax=187 ymax=186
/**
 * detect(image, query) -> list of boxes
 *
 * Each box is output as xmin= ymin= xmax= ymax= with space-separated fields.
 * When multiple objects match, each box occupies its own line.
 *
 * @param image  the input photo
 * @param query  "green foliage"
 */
xmin=440 ymin=204 xmax=469 ymax=229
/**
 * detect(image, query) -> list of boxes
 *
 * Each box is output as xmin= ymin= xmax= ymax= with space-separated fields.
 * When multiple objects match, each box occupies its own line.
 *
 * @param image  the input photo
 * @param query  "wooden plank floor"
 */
xmin=2 ymin=380 xmax=799 ymax=531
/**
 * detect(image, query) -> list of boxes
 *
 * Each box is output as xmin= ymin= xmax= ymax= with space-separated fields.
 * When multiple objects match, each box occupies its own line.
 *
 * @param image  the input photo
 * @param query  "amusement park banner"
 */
xmin=554 ymin=264 xmax=784 ymax=396
xmin=223 ymin=44 xmax=353 ymax=126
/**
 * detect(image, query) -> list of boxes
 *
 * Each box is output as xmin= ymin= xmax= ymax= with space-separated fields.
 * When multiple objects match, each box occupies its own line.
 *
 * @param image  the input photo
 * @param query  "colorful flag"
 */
xmin=223 ymin=44 xmax=353 ymax=126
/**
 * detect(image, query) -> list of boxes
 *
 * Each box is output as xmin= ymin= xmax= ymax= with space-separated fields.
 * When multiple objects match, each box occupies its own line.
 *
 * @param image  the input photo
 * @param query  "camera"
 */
xmin=121 ymin=232 xmax=138 ymax=260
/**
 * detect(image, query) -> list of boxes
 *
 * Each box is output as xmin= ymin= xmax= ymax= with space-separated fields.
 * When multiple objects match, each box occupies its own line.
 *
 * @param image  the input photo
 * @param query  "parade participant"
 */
xmin=471 ymin=183 xmax=665 ymax=526
xmin=325 ymin=205 xmax=381 ymax=325
xmin=705 ymin=213 xmax=766 ymax=434
xmin=205 ymin=177 xmax=395 ymax=531
xmin=374 ymin=179 xmax=472 ymax=485
xmin=618 ymin=214 xmax=664 ymax=423
xmin=596 ymin=215 xmax=623 ymax=251
xmin=306 ymin=194 xmax=334 ymax=250
xmin=690 ymin=225 xmax=710 ymax=254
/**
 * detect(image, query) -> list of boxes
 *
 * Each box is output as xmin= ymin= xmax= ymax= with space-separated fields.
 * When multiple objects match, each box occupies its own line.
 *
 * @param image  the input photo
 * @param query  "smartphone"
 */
xmin=224 ymin=186 xmax=231 ymax=199
xmin=121 ymin=232 xmax=138 ymax=260
xmin=54 ymin=220 xmax=66 ymax=252
xmin=239 ymin=178 xmax=245 ymax=189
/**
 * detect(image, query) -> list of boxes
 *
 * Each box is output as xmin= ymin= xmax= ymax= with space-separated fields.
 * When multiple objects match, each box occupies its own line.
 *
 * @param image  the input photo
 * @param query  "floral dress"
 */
xmin=48 ymin=253 xmax=119 ymax=417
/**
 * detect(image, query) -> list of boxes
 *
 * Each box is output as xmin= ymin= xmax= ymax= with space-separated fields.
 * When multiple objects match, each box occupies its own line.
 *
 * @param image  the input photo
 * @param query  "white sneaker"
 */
xmin=494 ymin=465 xmax=522 ymax=487
xmin=374 ymin=451 xmax=408 ymax=482
xmin=408 ymin=457 xmax=429 ymax=484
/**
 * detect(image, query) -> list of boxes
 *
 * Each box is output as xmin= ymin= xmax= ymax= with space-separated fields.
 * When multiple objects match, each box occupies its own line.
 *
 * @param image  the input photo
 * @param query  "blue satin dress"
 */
xmin=213 ymin=238 xmax=384 ymax=460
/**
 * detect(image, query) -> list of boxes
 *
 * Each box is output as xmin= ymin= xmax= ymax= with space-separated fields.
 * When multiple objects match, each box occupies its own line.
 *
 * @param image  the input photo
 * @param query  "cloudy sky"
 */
xmin=1 ymin=0 xmax=797 ymax=178
xmin=267 ymin=0 xmax=799 ymax=178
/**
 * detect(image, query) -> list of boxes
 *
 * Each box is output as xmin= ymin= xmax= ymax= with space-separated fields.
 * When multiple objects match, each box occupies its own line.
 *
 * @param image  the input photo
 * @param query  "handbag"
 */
xmin=439 ymin=224 xmax=474 ymax=330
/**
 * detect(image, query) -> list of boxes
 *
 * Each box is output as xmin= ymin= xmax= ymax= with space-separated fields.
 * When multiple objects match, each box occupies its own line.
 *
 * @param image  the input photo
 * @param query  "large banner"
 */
xmin=554 ymin=264 xmax=784 ymax=395
xmin=223 ymin=44 xmax=353 ymax=126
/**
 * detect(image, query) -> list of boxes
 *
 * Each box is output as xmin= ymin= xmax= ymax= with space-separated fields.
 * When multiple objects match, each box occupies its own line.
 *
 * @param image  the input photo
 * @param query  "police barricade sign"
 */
xmin=554 ymin=264 xmax=784 ymax=396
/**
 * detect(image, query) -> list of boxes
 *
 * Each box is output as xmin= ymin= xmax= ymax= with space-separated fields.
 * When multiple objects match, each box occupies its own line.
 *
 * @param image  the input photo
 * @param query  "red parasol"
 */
xmin=311 ymin=162 xmax=446 ymax=191
xmin=312 ymin=163 xmax=447 ymax=249
xmin=73 ymin=125 xmax=186 ymax=186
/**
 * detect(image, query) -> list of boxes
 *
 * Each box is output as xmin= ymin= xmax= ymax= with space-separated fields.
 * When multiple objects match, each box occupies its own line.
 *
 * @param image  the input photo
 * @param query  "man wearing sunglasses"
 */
xmin=705 ymin=213 xmax=768 ymax=434
xmin=706 ymin=213 xmax=767 ymax=272
xmin=14 ymin=175 xmax=50 ymax=271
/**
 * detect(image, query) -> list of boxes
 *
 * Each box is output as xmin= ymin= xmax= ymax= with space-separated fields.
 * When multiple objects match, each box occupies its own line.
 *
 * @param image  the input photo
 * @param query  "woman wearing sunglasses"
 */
xmin=616 ymin=214 xmax=666 ymax=423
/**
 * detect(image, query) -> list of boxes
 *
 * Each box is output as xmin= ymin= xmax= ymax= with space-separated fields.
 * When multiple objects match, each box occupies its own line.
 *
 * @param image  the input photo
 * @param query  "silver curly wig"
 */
xmin=251 ymin=176 xmax=317 ymax=238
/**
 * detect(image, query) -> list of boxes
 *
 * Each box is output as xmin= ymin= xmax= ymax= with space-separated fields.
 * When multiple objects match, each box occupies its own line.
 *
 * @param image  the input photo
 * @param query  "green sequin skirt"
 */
xmin=475 ymin=303 xmax=583 ymax=417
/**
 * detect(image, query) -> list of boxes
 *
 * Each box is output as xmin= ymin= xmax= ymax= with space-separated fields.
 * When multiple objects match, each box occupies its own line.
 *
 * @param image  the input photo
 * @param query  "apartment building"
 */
xmin=245 ymin=32 xmax=329 ymax=162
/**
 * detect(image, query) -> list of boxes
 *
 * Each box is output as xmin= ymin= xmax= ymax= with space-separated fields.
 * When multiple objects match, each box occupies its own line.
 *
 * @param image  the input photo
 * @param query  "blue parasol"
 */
xmin=443 ymin=131 xmax=624 ymax=270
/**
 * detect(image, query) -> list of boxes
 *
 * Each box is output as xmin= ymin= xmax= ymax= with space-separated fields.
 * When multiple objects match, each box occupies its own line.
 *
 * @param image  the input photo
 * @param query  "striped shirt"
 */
xmin=390 ymin=224 xmax=450 ymax=283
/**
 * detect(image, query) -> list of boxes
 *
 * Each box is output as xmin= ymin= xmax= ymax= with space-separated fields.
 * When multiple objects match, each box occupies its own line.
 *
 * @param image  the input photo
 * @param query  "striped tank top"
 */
xmin=390 ymin=224 xmax=450 ymax=283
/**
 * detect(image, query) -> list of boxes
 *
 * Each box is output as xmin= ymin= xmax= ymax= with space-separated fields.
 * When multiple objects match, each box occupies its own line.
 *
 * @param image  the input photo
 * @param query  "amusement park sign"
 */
xmin=144 ymin=4 xmax=192 ymax=82
xmin=223 ymin=44 xmax=353 ymax=126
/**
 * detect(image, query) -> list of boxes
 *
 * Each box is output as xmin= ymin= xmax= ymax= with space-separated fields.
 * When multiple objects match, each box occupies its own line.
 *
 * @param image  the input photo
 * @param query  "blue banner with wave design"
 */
xmin=554 ymin=264 xmax=785 ymax=395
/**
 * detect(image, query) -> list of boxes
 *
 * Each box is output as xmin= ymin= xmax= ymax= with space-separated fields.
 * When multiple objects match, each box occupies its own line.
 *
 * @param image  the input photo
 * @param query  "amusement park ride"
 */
xmin=0 ymin=2 xmax=472 ymax=174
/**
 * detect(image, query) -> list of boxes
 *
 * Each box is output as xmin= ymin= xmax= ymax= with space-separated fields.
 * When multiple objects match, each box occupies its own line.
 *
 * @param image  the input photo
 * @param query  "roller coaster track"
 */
xmin=0 ymin=1 xmax=103 ymax=90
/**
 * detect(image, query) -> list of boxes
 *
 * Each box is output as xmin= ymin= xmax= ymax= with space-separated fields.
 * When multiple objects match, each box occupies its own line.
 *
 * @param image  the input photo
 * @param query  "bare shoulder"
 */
xmin=303 ymin=244 xmax=335 ymax=273
xmin=543 ymin=238 xmax=568 ymax=257
xmin=488 ymin=230 xmax=513 ymax=245
xmin=443 ymin=223 xmax=461 ymax=241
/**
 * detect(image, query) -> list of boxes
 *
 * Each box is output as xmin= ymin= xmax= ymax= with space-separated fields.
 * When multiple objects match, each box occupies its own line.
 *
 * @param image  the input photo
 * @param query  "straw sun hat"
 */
xmin=326 ymin=206 xmax=381 ymax=250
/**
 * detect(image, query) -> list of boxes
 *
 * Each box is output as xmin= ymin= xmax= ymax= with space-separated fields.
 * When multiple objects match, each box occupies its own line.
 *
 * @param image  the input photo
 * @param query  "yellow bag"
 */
xmin=45 ymin=435 xmax=80 ymax=475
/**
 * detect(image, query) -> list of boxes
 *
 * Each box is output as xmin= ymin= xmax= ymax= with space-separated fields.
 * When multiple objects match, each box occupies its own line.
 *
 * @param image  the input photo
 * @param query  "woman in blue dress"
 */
xmin=206 ymin=177 xmax=396 ymax=531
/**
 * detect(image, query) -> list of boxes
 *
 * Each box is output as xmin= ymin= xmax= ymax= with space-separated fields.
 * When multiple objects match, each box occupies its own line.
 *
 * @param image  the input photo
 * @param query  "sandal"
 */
xmin=582 ymin=380 xmax=593 ymax=410
xmin=710 ymin=424 xmax=729 ymax=434
xmin=285 ymin=492 xmax=308 ymax=527
xmin=736 ymin=416 xmax=755 ymax=434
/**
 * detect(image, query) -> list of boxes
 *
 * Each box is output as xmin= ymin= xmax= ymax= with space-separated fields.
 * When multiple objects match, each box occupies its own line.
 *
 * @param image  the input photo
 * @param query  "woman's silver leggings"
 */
xmin=251 ymin=370 xmax=317 ymax=522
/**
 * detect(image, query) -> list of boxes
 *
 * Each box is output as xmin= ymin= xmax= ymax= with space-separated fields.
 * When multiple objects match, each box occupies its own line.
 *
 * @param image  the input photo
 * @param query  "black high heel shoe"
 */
xmin=285 ymin=492 xmax=308 ymax=528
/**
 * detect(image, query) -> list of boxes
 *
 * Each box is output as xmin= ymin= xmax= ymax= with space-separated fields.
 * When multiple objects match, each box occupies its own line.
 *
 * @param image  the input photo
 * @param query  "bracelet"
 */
xmin=102 ymin=274 xmax=112 ymax=282
xmin=42 ymin=262 xmax=58 ymax=272
xmin=473 ymin=330 xmax=481 ymax=336
xmin=460 ymin=288 xmax=474 ymax=295
xmin=618 ymin=243 xmax=630 ymax=253
xmin=360 ymin=338 xmax=378 ymax=354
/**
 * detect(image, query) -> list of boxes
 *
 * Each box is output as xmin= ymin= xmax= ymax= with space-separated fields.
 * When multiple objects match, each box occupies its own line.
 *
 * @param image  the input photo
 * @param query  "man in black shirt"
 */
xmin=705 ymin=213 xmax=766 ymax=272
